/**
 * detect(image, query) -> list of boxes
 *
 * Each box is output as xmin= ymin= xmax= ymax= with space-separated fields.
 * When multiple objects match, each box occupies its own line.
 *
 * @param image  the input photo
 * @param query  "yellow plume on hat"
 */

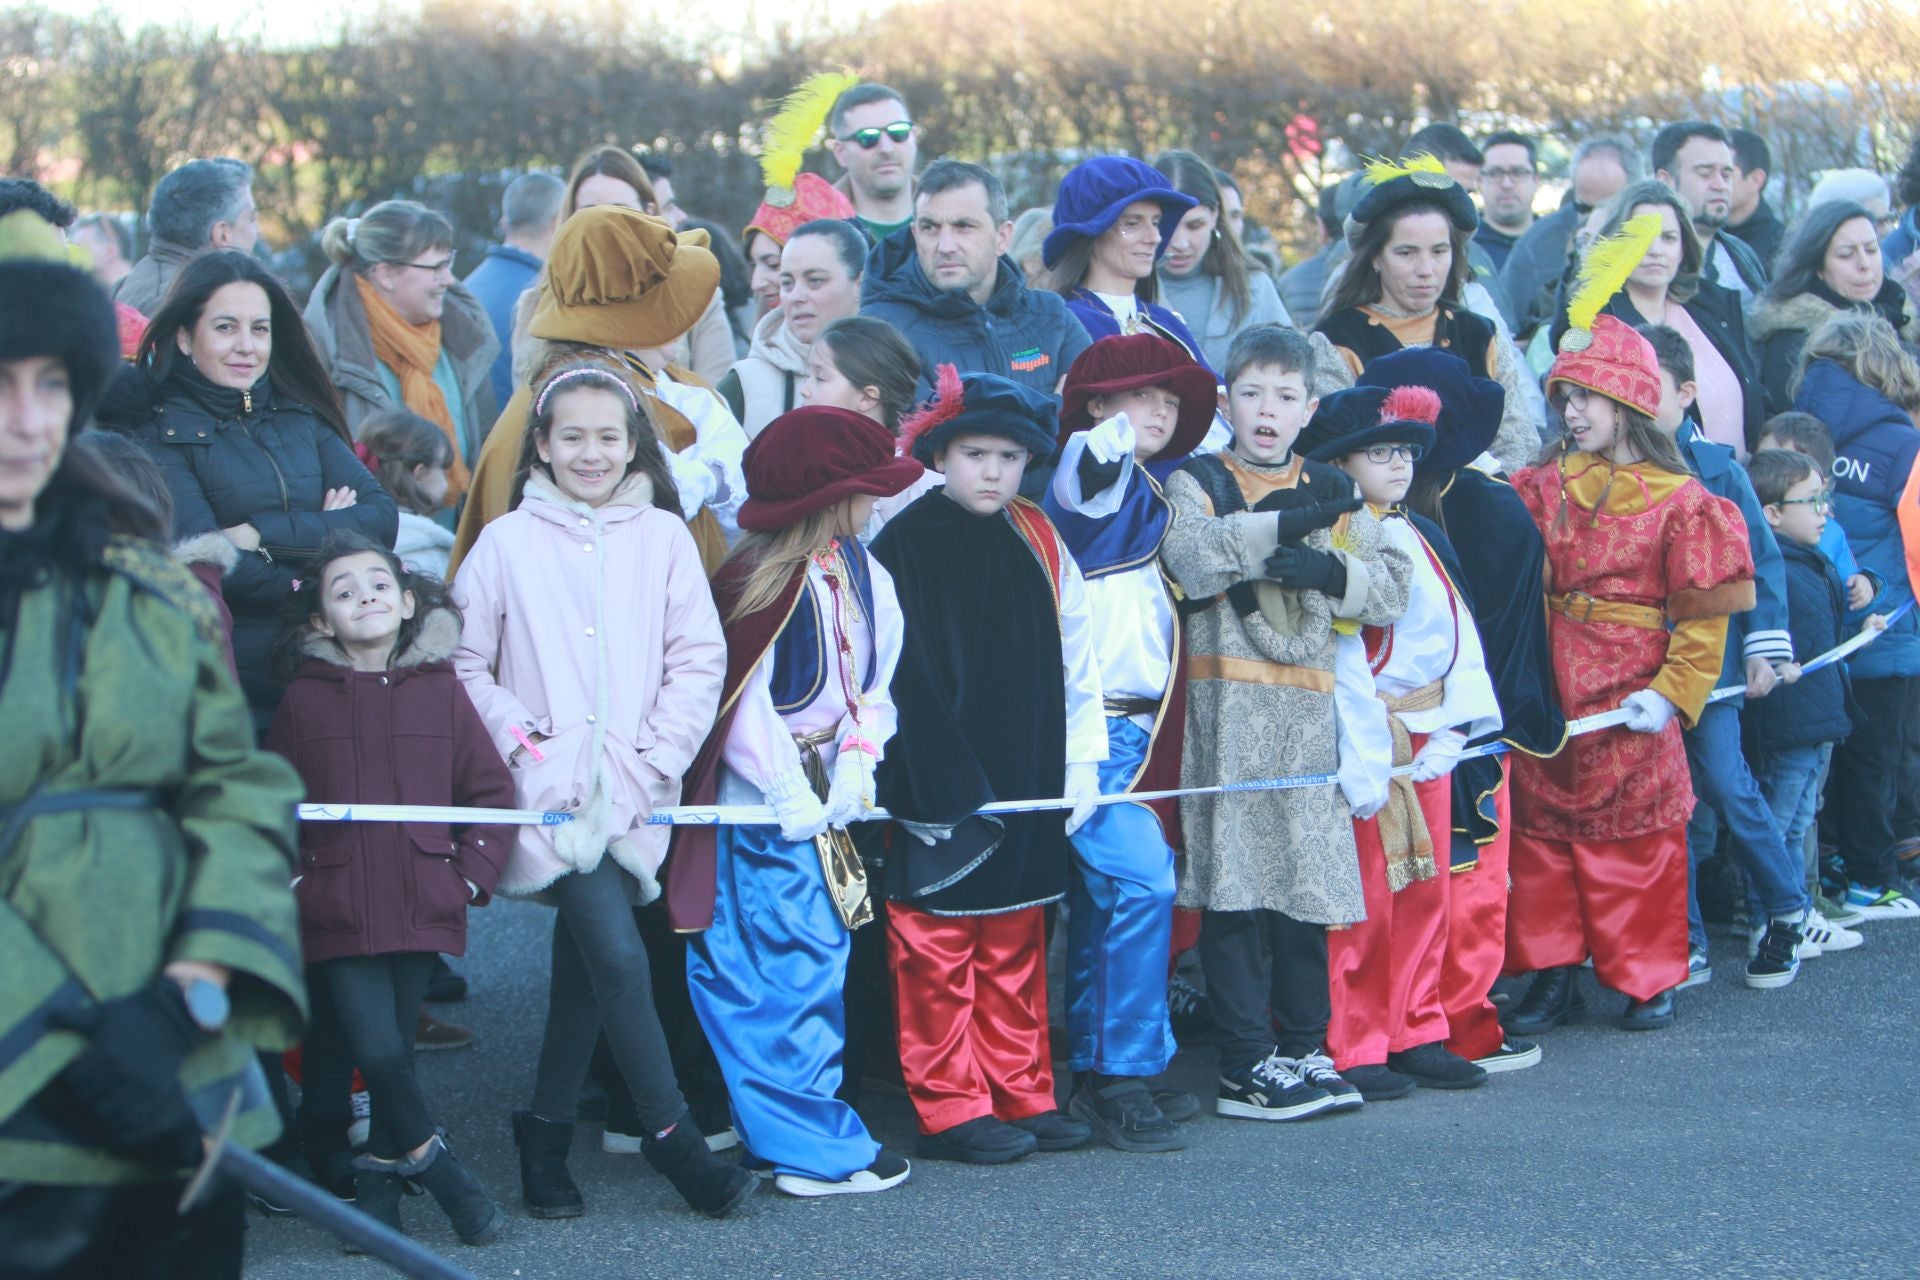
xmin=1566 ymin=211 xmax=1663 ymax=338
xmin=760 ymin=71 xmax=861 ymax=200
xmin=1361 ymin=152 xmax=1449 ymax=186
xmin=0 ymin=208 xmax=91 ymax=268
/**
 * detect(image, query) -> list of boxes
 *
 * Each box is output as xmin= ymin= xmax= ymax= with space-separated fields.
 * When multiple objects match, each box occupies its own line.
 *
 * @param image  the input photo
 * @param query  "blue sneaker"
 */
xmin=1846 ymin=883 xmax=1920 ymax=921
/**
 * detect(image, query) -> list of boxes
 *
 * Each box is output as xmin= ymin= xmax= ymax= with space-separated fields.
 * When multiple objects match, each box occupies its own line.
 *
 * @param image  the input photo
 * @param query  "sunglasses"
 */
xmin=1361 ymin=442 xmax=1426 ymax=464
xmin=838 ymin=122 xmax=916 ymax=149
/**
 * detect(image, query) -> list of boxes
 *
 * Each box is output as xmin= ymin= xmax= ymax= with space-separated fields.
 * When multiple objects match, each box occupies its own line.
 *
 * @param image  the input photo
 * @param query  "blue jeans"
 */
xmin=1683 ymin=700 xmax=1810 ymax=954
xmin=1748 ymin=742 xmax=1833 ymax=916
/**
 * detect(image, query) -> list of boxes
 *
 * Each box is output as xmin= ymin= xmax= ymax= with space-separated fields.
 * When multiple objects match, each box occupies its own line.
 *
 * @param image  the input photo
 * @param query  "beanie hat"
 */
xmin=0 ymin=257 xmax=120 ymax=432
xmin=1344 ymin=155 xmax=1478 ymax=249
xmin=743 ymin=173 xmax=857 ymax=250
xmin=1355 ymin=347 xmax=1506 ymax=477
xmin=1546 ymin=314 xmax=1663 ymax=420
xmin=1297 ymin=384 xmax=1441 ymax=463
xmin=1043 ymin=156 xmax=1196 ymax=270
xmin=1059 ymin=333 xmax=1217 ymax=460
xmin=900 ymin=365 xmax=1060 ymax=464
xmin=736 ymin=406 xmax=925 ymax=531
xmin=531 ymin=206 xmax=720 ymax=350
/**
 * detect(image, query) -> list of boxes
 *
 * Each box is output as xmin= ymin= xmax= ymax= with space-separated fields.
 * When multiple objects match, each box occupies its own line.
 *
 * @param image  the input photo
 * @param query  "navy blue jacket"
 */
xmin=461 ymin=244 xmax=542 ymax=409
xmin=1677 ymin=418 xmax=1793 ymax=689
xmin=1742 ymin=540 xmax=1858 ymax=752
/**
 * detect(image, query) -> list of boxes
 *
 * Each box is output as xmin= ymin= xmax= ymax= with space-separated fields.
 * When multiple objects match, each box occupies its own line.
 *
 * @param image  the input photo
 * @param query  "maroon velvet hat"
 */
xmin=736 ymin=406 xmax=925 ymax=532
xmin=1059 ymin=334 xmax=1218 ymax=459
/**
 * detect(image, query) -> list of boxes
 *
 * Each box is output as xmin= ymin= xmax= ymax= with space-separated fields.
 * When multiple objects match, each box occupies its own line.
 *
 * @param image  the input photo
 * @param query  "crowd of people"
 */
xmin=6 ymin=75 xmax=1920 ymax=1275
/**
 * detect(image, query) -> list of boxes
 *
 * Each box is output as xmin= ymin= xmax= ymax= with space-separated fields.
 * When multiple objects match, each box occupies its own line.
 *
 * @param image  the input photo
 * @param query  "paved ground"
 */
xmin=245 ymin=899 xmax=1920 ymax=1280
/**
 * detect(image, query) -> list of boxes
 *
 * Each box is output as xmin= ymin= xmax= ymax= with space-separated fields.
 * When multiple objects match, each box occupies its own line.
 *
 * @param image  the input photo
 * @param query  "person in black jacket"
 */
xmin=101 ymin=250 xmax=397 ymax=727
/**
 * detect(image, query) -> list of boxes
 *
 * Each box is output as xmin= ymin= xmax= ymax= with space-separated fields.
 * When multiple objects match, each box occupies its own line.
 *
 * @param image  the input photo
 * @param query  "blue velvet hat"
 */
xmin=1043 ymin=156 xmax=1196 ymax=270
xmin=1356 ymin=347 xmax=1506 ymax=476
xmin=901 ymin=365 xmax=1060 ymax=464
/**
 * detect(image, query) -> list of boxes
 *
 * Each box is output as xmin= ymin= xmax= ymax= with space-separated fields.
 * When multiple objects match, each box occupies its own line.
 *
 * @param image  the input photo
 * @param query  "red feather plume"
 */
xmin=1380 ymin=384 xmax=1443 ymax=426
xmin=898 ymin=363 xmax=965 ymax=457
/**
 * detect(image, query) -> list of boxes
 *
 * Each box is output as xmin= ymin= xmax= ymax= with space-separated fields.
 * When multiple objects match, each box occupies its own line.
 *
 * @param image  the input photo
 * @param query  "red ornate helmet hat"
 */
xmin=1546 ymin=313 xmax=1663 ymax=420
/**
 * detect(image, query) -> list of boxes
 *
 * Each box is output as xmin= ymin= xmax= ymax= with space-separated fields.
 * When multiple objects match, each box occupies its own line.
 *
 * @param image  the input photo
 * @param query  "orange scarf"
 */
xmin=355 ymin=275 xmax=470 ymax=503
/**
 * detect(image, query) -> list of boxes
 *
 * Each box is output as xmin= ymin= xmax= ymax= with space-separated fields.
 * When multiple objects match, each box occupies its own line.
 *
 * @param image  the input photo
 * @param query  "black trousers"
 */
xmin=591 ymin=898 xmax=731 ymax=1134
xmin=0 ymin=1177 xmax=242 ymax=1280
xmin=1198 ymin=907 xmax=1330 ymax=1072
xmin=302 ymin=953 xmax=437 ymax=1160
xmin=1827 ymin=674 xmax=1920 ymax=889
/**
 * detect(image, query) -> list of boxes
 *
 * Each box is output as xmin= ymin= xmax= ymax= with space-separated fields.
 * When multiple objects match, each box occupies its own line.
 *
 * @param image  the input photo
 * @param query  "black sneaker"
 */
xmin=1387 ymin=1041 xmax=1487 ymax=1091
xmin=1278 ymin=1050 xmax=1364 ymax=1110
xmin=774 ymin=1148 xmax=911 ymax=1197
xmin=1216 ymin=1053 xmax=1338 ymax=1121
xmin=1152 ymin=1088 xmax=1201 ymax=1123
xmin=1068 ymin=1079 xmax=1188 ymax=1153
xmin=1167 ymin=974 xmax=1212 ymax=1040
xmin=919 ymin=1115 xmax=1038 ymax=1165
xmin=1745 ymin=918 xmax=1804 ymax=989
xmin=1472 ymin=1038 xmax=1542 ymax=1074
xmin=1008 ymin=1109 xmax=1092 ymax=1152
xmin=1619 ymin=989 xmax=1675 ymax=1030
xmin=1341 ymin=1063 xmax=1416 ymax=1101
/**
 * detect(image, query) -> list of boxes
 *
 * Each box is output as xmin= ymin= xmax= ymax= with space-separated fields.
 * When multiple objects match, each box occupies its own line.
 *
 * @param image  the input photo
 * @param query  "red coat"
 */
xmin=265 ymin=607 xmax=515 ymax=963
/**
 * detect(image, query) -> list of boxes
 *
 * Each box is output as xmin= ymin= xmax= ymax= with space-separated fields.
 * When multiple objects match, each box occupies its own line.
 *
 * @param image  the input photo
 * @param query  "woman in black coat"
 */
xmin=102 ymin=250 xmax=398 ymax=724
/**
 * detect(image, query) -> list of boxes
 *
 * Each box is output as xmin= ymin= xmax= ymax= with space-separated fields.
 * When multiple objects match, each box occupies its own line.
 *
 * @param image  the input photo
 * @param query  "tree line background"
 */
xmin=4 ymin=0 xmax=1917 ymax=286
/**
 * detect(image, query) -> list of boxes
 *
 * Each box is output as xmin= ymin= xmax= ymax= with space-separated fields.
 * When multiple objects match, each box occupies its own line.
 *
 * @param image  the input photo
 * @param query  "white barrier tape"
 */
xmin=297 ymin=601 xmax=1908 ymax=830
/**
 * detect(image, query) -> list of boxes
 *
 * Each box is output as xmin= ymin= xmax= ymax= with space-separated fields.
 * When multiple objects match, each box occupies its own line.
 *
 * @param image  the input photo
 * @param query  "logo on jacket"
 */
xmin=1010 ymin=347 xmax=1050 ymax=374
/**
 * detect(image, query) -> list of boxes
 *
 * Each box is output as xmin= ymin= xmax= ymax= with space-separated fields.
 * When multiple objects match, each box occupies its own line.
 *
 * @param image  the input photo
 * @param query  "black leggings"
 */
xmin=303 ymin=953 xmax=437 ymax=1159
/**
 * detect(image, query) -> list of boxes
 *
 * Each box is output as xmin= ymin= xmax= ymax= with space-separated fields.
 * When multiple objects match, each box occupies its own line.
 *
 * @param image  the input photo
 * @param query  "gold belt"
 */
xmin=1548 ymin=591 xmax=1666 ymax=630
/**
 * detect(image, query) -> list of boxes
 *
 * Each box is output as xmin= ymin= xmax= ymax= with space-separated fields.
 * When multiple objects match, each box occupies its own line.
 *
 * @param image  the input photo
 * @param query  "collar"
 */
xmin=486 ymin=244 xmax=543 ymax=271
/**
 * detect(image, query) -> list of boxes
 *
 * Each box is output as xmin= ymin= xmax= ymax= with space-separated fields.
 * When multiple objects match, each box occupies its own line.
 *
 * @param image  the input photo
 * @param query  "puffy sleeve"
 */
xmin=1486 ymin=325 xmax=1547 ymax=476
xmin=1160 ymin=469 xmax=1268 ymax=598
xmin=1652 ymin=490 xmax=1756 ymax=724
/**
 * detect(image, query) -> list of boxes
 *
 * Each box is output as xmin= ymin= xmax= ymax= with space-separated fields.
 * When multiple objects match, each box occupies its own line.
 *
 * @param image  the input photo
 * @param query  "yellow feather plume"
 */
xmin=760 ymin=71 xmax=860 ymax=194
xmin=1567 ymin=212 xmax=1663 ymax=335
xmin=1360 ymin=152 xmax=1448 ymax=186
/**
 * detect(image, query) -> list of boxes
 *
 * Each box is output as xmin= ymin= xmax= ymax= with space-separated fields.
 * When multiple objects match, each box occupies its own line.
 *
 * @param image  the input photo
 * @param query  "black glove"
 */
xmin=1261 ymin=493 xmax=1363 ymax=544
xmin=1263 ymin=543 xmax=1349 ymax=597
xmin=1076 ymin=446 xmax=1126 ymax=497
xmin=48 ymin=980 xmax=206 ymax=1168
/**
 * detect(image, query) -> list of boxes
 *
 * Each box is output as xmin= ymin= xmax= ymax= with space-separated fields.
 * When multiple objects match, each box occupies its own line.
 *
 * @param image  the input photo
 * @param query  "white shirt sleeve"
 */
xmin=653 ymin=377 xmax=750 ymax=541
xmin=1050 ymin=430 xmax=1136 ymax=518
xmin=1057 ymin=550 xmax=1111 ymax=766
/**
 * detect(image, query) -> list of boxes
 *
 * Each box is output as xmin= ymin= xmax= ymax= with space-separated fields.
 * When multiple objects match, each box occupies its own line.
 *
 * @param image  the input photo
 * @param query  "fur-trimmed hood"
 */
xmin=1749 ymin=289 xmax=1845 ymax=343
xmin=172 ymin=530 xmax=241 ymax=574
xmin=299 ymin=603 xmax=462 ymax=670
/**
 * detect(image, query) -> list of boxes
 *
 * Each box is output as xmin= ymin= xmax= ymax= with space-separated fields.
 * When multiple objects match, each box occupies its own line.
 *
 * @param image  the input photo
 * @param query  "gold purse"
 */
xmin=797 ymin=734 xmax=873 ymax=931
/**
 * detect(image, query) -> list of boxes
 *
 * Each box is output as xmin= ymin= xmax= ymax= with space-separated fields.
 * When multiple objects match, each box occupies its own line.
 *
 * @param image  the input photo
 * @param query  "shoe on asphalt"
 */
xmin=1676 ymin=950 xmax=1712 ymax=991
xmin=1846 ymin=883 xmax=1920 ymax=921
xmin=512 ymin=1110 xmax=584 ymax=1220
xmin=397 ymin=1135 xmax=504 ymax=1246
xmin=1819 ymin=854 xmax=1850 ymax=901
xmin=1008 ymin=1109 xmax=1092 ymax=1152
xmin=1619 ymin=989 xmax=1676 ymax=1030
xmin=1501 ymin=966 xmax=1586 ymax=1035
xmin=918 ymin=1115 xmax=1038 ymax=1165
xmin=415 ymin=1011 xmax=474 ymax=1052
xmin=1068 ymin=1078 xmax=1188 ymax=1153
xmin=1217 ymin=1052 xmax=1338 ymax=1120
xmin=1798 ymin=907 xmax=1864 ymax=953
xmin=1815 ymin=891 xmax=1866 ymax=927
xmin=1340 ymin=1063 xmax=1415 ymax=1102
xmin=775 ymin=1148 xmax=911 ymax=1197
xmin=1167 ymin=974 xmax=1212 ymax=1040
xmin=1151 ymin=1087 xmax=1201 ymax=1123
xmin=739 ymin=1152 xmax=776 ymax=1179
xmin=1388 ymin=1042 xmax=1487 ymax=1091
xmin=426 ymin=955 xmax=468 ymax=1003
xmin=1278 ymin=1049 xmax=1364 ymax=1110
xmin=1472 ymin=1038 xmax=1542 ymax=1074
xmin=642 ymin=1120 xmax=757 ymax=1218
xmin=1745 ymin=918 xmax=1804 ymax=989
xmin=347 ymin=1089 xmax=372 ymax=1151
xmin=342 ymin=1166 xmax=404 ymax=1251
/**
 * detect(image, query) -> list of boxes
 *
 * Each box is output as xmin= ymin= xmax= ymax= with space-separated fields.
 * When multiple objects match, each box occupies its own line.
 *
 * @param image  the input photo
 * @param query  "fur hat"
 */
xmin=1356 ymin=347 xmax=1505 ymax=477
xmin=900 ymin=365 xmax=1060 ymax=464
xmin=1059 ymin=334 xmax=1217 ymax=459
xmin=0 ymin=256 xmax=120 ymax=431
xmin=531 ymin=206 xmax=720 ymax=350
xmin=1297 ymin=384 xmax=1441 ymax=463
xmin=1546 ymin=314 xmax=1662 ymax=420
xmin=736 ymin=406 xmax=925 ymax=531
xmin=1044 ymin=156 xmax=1195 ymax=270
xmin=743 ymin=173 xmax=857 ymax=250
xmin=1344 ymin=154 xmax=1478 ymax=250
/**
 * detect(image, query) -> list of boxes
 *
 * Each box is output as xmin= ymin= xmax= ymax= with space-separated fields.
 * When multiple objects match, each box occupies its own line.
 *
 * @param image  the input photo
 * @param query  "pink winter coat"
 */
xmin=450 ymin=469 xmax=725 ymax=898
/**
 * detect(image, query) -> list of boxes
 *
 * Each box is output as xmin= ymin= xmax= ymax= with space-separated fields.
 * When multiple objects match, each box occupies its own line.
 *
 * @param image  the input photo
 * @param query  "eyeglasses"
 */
xmin=1362 ymin=442 xmax=1426 ymax=464
xmin=838 ymin=122 xmax=916 ymax=149
xmin=1482 ymin=167 xmax=1538 ymax=185
xmin=1775 ymin=494 xmax=1832 ymax=513
xmin=1549 ymin=386 xmax=1593 ymax=414
xmin=394 ymin=254 xmax=456 ymax=277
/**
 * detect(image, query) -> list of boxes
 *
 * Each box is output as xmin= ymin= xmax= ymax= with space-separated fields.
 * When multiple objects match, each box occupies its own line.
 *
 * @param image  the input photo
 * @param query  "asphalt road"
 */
xmin=244 ymin=898 xmax=1920 ymax=1280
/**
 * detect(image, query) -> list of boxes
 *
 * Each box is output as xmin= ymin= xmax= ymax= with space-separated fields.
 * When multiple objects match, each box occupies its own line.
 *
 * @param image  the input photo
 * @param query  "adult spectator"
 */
xmin=1474 ymin=130 xmax=1540 ymax=272
xmin=1214 ymin=167 xmax=1248 ymax=242
xmin=739 ymin=171 xmax=856 ymax=323
xmin=1152 ymin=149 xmax=1292 ymax=370
xmin=71 ymin=211 xmax=134 ymax=291
xmin=1278 ymin=175 xmax=1362 ymax=330
xmin=1652 ymin=121 xmax=1768 ymax=299
xmin=682 ymin=215 xmax=756 ymax=354
xmin=861 ymin=158 xmax=1091 ymax=396
xmin=1725 ymin=128 xmax=1786 ymax=271
xmin=1749 ymin=200 xmax=1914 ymax=414
xmin=1550 ymin=179 xmax=1764 ymax=454
xmin=1495 ymin=133 xmax=1639 ymax=339
xmin=463 ymin=171 xmax=565 ymax=409
xmin=1008 ymin=206 xmax=1052 ymax=287
xmin=1806 ymin=168 xmax=1894 ymax=222
xmin=826 ymin=82 xmax=919 ymax=241
xmin=1882 ymin=133 xmax=1920 ymax=290
xmin=115 ymin=158 xmax=259 ymax=316
xmin=304 ymin=199 xmax=498 ymax=500
xmin=1406 ymin=122 xmax=1485 ymax=188
xmin=101 ymin=249 xmax=398 ymax=723
xmin=1 ymin=178 xmax=146 ymax=356
xmin=717 ymin=218 xmax=867 ymax=437
xmin=639 ymin=152 xmax=687 ymax=227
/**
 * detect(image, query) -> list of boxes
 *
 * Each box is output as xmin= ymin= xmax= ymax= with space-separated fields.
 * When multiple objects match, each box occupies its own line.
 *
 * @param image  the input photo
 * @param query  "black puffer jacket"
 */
xmin=103 ymin=362 xmax=398 ymax=719
xmin=1742 ymin=539 xmax=1860 ymax=754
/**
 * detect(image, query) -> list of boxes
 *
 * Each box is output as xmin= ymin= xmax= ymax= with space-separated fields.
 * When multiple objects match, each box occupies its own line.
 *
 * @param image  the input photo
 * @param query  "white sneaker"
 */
xmin=1676 ymin=950 xmax=1712 ymax=990
xmin=775 ymin=1150 xmax=910 ymax=1197
xmin=346 ymin=1090 xmax=371 ymax=1150
xmin=1798 ymin=907 xmax=1864 ymax=954
xmin=1748 ymin=922 xmax=1823 ymax=961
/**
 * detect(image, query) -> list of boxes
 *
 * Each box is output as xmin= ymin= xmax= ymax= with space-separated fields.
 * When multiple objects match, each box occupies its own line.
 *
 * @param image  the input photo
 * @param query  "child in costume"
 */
xmin=673 ymin=406 xmax=923 ymax=1197
xmin=1501 ymin=308 xmax=1755 ymax=1034
xmin=1297 ymin=383 xmax=1502 ymax=1100
xmin=797 ymin=314 xmax=943 ymax=534
xmin=1041 ymin=334 xmax=1215 ymax=1151
xmin=870 ymin=368 xmax=1108 ymax=1165
xmin=1160 ymin=324 xmax=1412 ymax=1121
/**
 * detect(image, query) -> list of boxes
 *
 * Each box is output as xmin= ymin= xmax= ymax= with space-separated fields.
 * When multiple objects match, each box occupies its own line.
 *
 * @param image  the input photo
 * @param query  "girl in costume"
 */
xmin=799 ymin=315 xmax=944 ymax=535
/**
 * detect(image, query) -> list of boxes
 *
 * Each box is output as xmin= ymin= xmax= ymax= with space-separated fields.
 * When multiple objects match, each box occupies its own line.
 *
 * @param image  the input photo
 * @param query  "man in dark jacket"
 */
xmin=1653 ymin=122 xmax=1768 ymax=301
xmin=1494 ymin=135 xmax=1638 ymax=340
xmin=1725 ymin=128 xmax=1787 ymax=274
xmin=860 ymin=159 xmax=1091 ymax=399
xmin=115 ymin=158 xmax=259 ymax=317
xmin=463 ymin=171 xmax=564 ymax=409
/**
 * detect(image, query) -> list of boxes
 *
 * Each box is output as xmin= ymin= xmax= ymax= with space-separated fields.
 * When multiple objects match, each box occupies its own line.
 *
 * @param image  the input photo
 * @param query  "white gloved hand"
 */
xmin=667 ymin=449 xmax=720 ymax=521
xmin=1408 ymin=729 xmax=1468 ymax=783
xmin=901 ymin=821 xmax=954 ymax=846
xmin=1085 ymin=412 xmax=1135 ymax=464
xmin=1063 ymin=761 xmax=1102 ymax=836
xmin=824 ymin=748 xmax=878 ymax=828
xmin=763 ymin=771 xmax=830 ymax=842
xmin=1619 ymin=688 xmax=1678 ymax=734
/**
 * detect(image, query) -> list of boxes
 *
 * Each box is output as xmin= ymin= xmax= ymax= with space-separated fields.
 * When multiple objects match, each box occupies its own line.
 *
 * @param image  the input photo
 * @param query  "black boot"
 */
xmin=512 ymin=1110 xmax=584 ymax=1220
xmin=641 ymin=1117 xmax=756 ymax=1218
xmin=299 ymin=1117 xmax=357 ymax=1202
xmin=400 ymin=1134 xmax=504 ymax=1245
xmin=343 ymin=1162 xmax=403 ymax=1254
xmin=1500 ymin=966 xmax=1586 ymax=1036
xmin=1619 ymin=988 xmax=1676 ymax=1030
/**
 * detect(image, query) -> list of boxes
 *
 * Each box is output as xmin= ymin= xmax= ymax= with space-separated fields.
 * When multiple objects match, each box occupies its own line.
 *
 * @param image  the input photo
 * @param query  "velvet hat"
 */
xmin=900 ymin=365 xmax=1060 ymax=464
xmin=531 ymin=206 xmax=720 ymax=350
xmin=742 ymin=173 xmax=857 ymax=250
xmin=1297 ymin=384 xmax=1441 ymax=463
xmin=736 ymin=406 xmax=925 ymax=531
xmin=1356 ymin=347 xmax=1506 ymax=477
xmin=1059 ymin=334 xmax=1217 ymax=459
xmin=1344 ymin=154 xmax=1478 ymax=249
xmin=1043 ymin=156 xmax=1196 ymax=270
xmin=1546 ymin=313 xmax=1662 ymax=420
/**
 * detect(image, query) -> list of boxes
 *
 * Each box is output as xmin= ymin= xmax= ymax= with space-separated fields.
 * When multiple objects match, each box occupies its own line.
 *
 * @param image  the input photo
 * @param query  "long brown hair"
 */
xmin=511 ymin=362 xmax=680 ymax=513
xmin=1152 ymin=149 xmax=1254 ymax=325
xmin=1323 ymin=200 xmax=1471 ymax=319
xmin=564 ymin=146 xmax=659 ymax=221
xmin=724 ymin=513 xmax=844 ymax=624
xmin=1044 ymin=232 xmax=1161 ymax=305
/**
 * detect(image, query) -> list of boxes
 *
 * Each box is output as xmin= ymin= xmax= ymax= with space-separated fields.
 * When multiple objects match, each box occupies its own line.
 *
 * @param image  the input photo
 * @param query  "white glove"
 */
xmin=1063 ymin=761 xmax=1102 ymax=837
xmin=824 ymin=748 xmax=878 ymax=828
xmin=1619 ymin=688 xmax=1678 ymax=734
xmin=667 ymin=448 xmax=720 ymax=520
xmin=1409 ymin=729 xmax=1467 ymax=783
xmin=763 ymin=771 xmax=830 ymax=842
xmin=901 ymin=821 xmax=954 ymax=846
xmin=1084 ymin=412 xmax=1135 ymax=464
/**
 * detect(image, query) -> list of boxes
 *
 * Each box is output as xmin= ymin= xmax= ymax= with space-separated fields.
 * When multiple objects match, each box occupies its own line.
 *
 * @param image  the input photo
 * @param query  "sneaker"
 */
xmin=1816 ymin=891 xmax=1867 ymax=927
xmin=1216 ymin=1052 xmax=1338 ymax=1121
xmin=1747 ymin=922 xmax=1820 ymax=961
xmin=1745 ymin=919 xmax=1803 ymax=989
xmin=1799 ymin=907 xmax=1864 ymax=953
xmin=1341 ymin=1063 xmax=1416 ymax=1101
xmin=1279 ymin=1049 xmax=1364 ymax=1110
xmin=1819 ymin=854 xmax=1850 ymax=901
xmin=414 ymin=1012 xmax=474 ymax=1052
xmin=1007 ymin=1109 xmax=1092 ymax=1152
xmin=1068 ymin=1078 xmax=1188 ymax=1153
xmin=1472 ymin=1038 xmax=1542 ymax=1074
xmin=1676 ymin=950 xmax=1712 ymax=991
xmin=1386 ymin=1042 xmax=1487 ymax=1091
xmin=918 ymin=1115 xmax=1038 ymax=1165
xmin=1151 ymin=1088 xmax=1201 ymax=1124
xmin=775 ymin=1148 xmax=911 ymax=1197
xmin=1846 ymin=883 xmax=1920 ymax=920
xmin=1167 ymin=974 xmax=1212 ymax=1040
xmin=347 ymin=1090 xmax=371 ymax=1151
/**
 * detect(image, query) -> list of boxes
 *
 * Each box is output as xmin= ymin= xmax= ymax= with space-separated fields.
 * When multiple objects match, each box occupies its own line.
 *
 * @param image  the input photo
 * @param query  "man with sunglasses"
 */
xmin=827 ymin=83 xmax=920 ymax=242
